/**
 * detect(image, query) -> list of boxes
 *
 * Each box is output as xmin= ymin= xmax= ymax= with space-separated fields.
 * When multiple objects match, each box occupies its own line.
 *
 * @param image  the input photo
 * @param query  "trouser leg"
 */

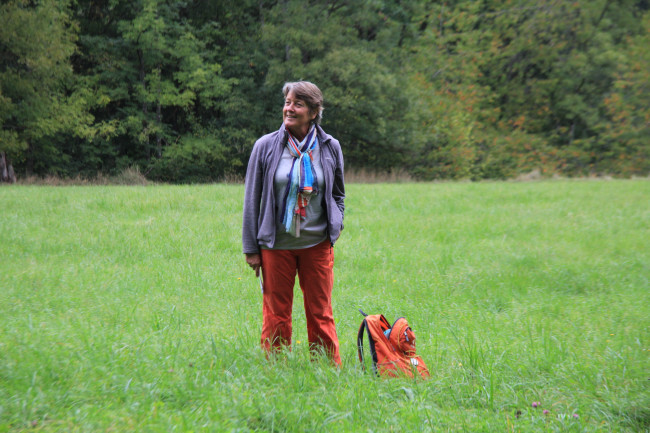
xmin=260 ymin=248 xmax=297 ymax=352
xmin=297 ymin=241 xmax=342 ymax=366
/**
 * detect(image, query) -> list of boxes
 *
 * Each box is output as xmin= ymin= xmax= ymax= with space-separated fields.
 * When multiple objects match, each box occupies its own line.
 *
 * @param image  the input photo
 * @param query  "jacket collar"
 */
xmin=278 ymin=123 xmax=331 ymax=147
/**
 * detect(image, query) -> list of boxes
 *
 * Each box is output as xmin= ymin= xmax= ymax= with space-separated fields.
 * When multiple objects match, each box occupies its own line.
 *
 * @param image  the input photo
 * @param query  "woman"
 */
xmin=242 ymin=81 xmax=345 ymax=366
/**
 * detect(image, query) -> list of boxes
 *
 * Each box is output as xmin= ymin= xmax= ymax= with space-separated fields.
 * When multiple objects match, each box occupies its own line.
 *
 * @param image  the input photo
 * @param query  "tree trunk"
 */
xmin=0 ymin=151 xmax=6 ymax=181
xmin=283 ymin=0 xmax=290 ymax=61
xmin=138 ymin=49 xmax=148 ymax=117
xmin=156 ymin=99 xmax=162 ymax=158
xmin=25 ymin=142 xmax=34 ymax=177
xmin=156 ymin=65 xmax=162 ymax=158
xmin=138 ymin=48 xmax=151 ymax=158
xmin=0 ymin=151 xmax=17 ymax=183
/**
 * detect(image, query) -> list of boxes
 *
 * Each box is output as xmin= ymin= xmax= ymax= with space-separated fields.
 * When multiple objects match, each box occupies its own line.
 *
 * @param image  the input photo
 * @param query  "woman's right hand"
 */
xmin=245 ymin=253 xmax=262 ymax=277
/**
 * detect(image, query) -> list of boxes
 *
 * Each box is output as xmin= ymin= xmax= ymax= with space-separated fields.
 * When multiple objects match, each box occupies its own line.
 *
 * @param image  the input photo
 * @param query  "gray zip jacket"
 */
xmin=242 ymin=124 xmax=345 ymax=254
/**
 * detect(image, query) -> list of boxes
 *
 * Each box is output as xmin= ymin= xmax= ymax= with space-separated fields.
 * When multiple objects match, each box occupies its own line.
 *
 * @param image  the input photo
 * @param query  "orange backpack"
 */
xmin=357 ymin=310 xmax=430 ymax=379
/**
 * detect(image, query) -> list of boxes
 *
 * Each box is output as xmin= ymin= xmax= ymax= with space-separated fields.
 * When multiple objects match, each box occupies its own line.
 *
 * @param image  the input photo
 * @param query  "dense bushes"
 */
xmin=1 ymin=0 xmax=648 ymax=182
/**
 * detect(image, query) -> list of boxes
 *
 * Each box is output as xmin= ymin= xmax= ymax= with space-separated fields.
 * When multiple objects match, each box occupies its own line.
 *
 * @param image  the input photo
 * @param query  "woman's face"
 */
xmin=283 ymin=91 xmax=316 ymax=138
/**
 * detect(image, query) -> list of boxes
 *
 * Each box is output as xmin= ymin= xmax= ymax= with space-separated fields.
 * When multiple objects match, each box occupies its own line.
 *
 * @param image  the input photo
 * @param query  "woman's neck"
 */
xmin=288 ymin=125 xmax=311 ymax=141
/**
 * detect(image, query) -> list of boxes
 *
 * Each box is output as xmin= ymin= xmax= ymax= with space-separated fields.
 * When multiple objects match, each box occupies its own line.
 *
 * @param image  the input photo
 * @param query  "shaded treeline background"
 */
xmin=1 ymin=0 xmax=648 ymax=183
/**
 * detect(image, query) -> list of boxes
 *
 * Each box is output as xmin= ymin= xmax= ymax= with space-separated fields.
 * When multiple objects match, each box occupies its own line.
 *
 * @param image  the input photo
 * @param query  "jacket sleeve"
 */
xmin=332 ymin=139 xmax=345 ymax=222
xmin=242 ymin=140 xmax=264 ymax=254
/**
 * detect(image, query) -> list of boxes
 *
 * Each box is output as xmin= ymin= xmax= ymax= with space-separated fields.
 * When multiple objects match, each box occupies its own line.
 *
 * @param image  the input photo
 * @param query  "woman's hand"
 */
xmin=245 ymin=253 xmax=262 ymax=277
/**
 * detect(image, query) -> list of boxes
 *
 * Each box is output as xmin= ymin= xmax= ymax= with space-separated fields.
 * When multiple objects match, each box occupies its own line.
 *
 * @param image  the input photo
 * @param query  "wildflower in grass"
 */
xmin=543 ymin=410 xmax=550 ymax=415
xmin=532 ymin=401 xmax=541 ymax=408
xmin=573 ymin=414 xmax=579 ymax=419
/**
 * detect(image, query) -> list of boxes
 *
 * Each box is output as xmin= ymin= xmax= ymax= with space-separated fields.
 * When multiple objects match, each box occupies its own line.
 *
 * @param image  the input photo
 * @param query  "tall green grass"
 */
xmin=1 ymin=180 xmax=648 ymax=432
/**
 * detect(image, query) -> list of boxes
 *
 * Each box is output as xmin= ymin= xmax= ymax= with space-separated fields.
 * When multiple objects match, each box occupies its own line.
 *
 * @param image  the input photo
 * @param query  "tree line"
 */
xmin=1 ymin=0 xmax=648 ymax=183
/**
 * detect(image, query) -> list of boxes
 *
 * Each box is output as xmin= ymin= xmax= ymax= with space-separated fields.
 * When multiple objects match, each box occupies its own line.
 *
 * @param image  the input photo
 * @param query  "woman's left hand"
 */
xmin=245 ymin=253 xmax=262 ymax=277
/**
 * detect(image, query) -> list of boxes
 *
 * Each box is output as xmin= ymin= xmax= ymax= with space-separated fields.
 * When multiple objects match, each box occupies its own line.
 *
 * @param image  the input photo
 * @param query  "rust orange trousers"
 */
xmin=260 ymin=240 xmax=341 ymax=366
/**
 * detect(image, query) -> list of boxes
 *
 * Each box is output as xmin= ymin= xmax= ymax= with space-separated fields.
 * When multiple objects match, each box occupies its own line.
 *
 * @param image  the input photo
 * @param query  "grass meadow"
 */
xmin=1 ymin=180 xmax=649 ymax=432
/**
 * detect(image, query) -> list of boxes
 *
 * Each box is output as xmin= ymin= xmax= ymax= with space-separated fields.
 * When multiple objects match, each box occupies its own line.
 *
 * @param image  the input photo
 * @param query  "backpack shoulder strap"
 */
xmin=357 ymin=318 xmax=379 ymax=374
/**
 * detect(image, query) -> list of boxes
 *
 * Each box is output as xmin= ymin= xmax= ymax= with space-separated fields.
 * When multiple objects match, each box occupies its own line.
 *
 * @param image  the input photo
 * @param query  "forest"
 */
xmin=1 ymin=0 xmax=648 ymax=183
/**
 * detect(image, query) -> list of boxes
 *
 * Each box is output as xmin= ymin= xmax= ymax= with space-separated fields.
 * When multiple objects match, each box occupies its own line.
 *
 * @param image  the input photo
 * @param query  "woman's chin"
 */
xmin=285 ymin=123 xmax=306 ymax=136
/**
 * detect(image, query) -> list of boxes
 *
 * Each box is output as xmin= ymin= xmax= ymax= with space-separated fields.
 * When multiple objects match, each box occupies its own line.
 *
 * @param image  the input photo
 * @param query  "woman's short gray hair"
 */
xmin=282 ymin=81 xmax=324 ymax=125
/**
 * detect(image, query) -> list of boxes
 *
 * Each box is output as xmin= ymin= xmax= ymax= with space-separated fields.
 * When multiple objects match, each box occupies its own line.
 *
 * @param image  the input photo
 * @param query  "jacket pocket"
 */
xmin=328 ymin=198 xmax=343 ymax=241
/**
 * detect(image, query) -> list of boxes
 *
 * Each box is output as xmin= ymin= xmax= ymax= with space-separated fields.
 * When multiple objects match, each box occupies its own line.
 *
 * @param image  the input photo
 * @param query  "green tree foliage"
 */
xmin=70 ymin=0 xmax=234 ymax=180
xmin=406 ymin=0 xmax=649 ymax=179
xmin=2 ymin=0 xmax=648 ymax=181
xmin=595 ymin=10 xmax=650 ymax=175
xmin=0 ymin=0 xmax=90 ymax=176
xmin=241 ymin=0 xmax=416 ymax=171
